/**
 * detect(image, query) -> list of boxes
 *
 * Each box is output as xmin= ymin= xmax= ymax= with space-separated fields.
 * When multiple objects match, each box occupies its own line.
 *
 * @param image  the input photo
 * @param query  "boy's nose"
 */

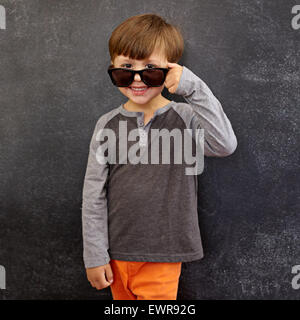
xmin=134 ymin=73 xmax=142 ymax=81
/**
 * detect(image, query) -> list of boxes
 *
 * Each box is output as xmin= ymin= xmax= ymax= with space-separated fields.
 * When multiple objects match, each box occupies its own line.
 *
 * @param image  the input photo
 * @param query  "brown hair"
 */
xmin=108 ymin=13 xmax=184 ymax=65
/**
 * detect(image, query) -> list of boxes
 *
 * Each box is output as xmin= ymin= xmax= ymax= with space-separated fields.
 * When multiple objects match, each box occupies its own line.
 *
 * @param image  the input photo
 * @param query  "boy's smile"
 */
xmin=128 ymin=85 xmax=150 ymax=95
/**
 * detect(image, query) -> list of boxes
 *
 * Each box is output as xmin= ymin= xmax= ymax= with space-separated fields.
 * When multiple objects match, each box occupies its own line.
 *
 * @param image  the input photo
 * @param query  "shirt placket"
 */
xmin=137 ymin=112 xmax=153 ymax=147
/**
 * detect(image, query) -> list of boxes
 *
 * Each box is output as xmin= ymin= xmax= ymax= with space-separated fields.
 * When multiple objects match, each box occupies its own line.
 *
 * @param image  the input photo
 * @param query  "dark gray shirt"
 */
xmin=82 ymin=65 xmax=238 ymax=268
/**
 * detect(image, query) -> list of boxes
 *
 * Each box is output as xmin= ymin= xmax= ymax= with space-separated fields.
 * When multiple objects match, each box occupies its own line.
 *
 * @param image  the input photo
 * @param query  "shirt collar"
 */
xmin=118 ymin=100 xmax=174 ymax=117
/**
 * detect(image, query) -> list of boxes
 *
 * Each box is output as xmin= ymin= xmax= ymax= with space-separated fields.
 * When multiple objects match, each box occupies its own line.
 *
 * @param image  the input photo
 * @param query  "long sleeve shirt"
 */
xmin=81 ymin=65 xmax=237 ymax=268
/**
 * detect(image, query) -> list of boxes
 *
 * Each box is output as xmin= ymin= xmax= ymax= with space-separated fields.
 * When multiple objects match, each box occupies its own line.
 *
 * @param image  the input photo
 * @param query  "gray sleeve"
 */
xmin=81 ymin=118 xmax=110 ymax=268
xmin=174 ymin=65 xmax=238 ymax=157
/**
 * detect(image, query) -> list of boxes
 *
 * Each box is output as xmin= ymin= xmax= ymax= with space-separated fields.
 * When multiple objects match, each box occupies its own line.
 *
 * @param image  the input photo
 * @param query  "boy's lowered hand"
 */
xmin=86 ymin=263 xmax=114 ymax=290
xmin=164 ymin=62 xmax=183 ymax=94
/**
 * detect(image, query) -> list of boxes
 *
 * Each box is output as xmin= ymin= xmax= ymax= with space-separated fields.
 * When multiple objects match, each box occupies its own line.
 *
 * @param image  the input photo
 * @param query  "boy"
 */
xmin=81 ymin=13 xmax=237 ymax=300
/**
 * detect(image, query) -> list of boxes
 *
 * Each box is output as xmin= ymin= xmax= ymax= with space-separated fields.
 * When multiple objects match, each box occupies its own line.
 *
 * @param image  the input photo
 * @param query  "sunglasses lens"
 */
xmin=109 ymin=68 xmax=167 ymax=87
xmin=143 ymin=69 xmax=165 ymax=86
xmin=111 ymin=69 xmax=133 ymax=86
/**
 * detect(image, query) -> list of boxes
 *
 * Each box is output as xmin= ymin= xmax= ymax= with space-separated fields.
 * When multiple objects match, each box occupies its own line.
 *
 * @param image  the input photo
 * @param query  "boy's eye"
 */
xmin=146 ymin=64 xmax=156 ymax=69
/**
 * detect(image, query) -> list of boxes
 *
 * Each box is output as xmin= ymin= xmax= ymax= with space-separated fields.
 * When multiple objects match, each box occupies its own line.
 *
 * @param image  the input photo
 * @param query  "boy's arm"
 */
xmin=82 ymin=119 xmax=110 ymax=268
xmin=175 ymin=66 xmax=237 ymax=157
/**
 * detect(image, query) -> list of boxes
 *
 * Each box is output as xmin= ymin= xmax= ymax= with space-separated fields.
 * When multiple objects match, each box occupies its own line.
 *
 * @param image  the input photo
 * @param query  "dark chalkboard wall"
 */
xmin=0 ymin=0 xmax=299 ymax=299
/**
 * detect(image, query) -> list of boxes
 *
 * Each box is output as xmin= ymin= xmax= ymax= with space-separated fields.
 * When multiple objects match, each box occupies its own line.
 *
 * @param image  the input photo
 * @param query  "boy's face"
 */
xmin=111 ymin=49 xmax=168 ymax=106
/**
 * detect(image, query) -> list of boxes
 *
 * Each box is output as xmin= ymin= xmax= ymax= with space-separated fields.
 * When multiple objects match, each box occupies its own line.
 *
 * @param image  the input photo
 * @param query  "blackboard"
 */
xmin=0 ymin=0 xmax=299 ymax=299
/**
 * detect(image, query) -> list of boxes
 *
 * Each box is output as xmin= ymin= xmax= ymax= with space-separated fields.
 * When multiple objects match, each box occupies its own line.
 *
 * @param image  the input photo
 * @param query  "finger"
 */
xmin=167 ymin=62 xmax=179 ymax=68
xmin=168 ymin=84 xmax=177 ymax=94
xmin=94 ymin=280 xmax=103 ymax=290
xmin=164 ymin=77 xmax=175 ymax=88
xmin=105 ymin=265 xmax=114 ymax=284
xmin=165 ymin=78 xmax=176 ymax=89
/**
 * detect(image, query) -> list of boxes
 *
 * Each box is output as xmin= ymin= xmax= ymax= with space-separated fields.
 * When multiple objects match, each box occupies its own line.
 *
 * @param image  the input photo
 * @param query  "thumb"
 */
xmin=105 ymin=264 xmax=114 ymax=283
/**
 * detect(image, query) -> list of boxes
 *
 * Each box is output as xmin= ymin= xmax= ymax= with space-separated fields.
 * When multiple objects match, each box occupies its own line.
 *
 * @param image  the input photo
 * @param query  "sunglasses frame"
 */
xmin=107 ymin=65 xmax=170 ymax=87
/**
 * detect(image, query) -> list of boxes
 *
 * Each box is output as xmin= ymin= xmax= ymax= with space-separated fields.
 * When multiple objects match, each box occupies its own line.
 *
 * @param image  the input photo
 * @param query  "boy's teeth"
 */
xmin=131 ymin=87 xmax=147 ymax=91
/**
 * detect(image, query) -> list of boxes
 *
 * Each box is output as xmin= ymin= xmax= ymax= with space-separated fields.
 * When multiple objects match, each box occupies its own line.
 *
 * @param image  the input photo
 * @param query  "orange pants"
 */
xmin=109 ymin=259 xmax=182 ymax=300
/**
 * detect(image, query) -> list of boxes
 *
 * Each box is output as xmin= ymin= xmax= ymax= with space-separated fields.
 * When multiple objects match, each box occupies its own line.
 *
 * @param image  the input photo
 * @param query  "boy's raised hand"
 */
xmin=86 ymin=263 xmax=114 ymax=290
xmin=164 ymin=62 xmax=183 ymax=94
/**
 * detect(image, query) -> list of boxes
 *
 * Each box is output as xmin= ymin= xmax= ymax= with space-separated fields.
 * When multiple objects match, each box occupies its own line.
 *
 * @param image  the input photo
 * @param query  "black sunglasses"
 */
xmin=107 ymin=65 xmax=170 ymax=87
